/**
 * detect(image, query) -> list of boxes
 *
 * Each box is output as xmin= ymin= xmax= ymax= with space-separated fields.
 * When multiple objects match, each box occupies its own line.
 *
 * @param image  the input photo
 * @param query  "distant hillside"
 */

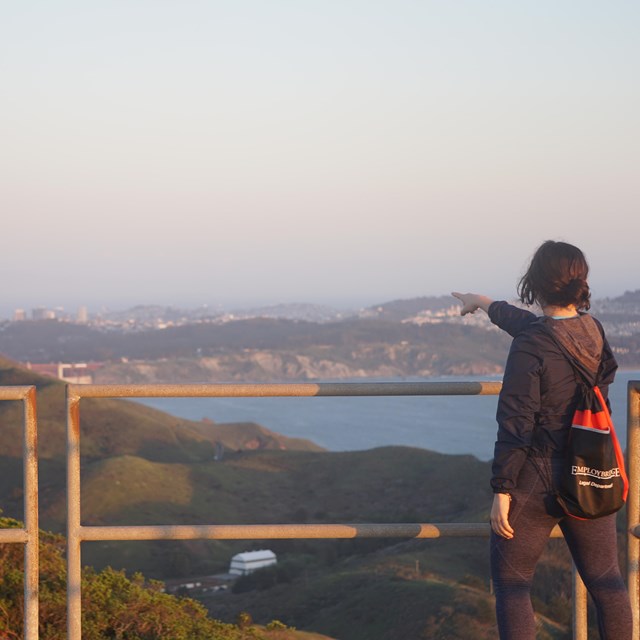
xmin=599 ymin=289 xmax=640 ymax=307
xmin=359 ymin=295 xmax=457 ymax=321
xmin=2 ymin=293 xmax=639 ymax=381
xmin=0 ymin=319 xmax=513 ymax=380
xmin=0 ymin=356 xmax=321 ymax=459
xmin=228 ymin=303 xmax=352 ymax=323
xmin=0 ymin=315 xmax=496 ymax=361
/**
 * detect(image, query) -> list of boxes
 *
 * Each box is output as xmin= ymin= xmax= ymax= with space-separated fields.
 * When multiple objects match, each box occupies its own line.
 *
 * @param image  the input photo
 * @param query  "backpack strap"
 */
xmin=591 ymin=386 xmax=629 ymax=501
xmin=541 ymin=321 xmax=603 ymax=388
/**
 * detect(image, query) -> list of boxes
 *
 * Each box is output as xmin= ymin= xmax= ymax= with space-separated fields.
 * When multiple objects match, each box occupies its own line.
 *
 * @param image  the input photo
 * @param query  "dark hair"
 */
xmin=518 ymin=240 xmax=591 ymax=310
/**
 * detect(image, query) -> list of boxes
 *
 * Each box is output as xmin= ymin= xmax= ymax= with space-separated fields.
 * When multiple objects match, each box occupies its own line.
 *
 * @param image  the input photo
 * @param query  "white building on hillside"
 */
xmin=229 ymin=550 xmax=277 ymax=576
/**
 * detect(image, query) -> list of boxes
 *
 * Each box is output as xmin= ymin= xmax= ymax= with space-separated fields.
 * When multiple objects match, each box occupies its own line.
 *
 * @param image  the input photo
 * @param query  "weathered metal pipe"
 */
xmin=23 ymin=387 xmax=39 ymax=640
xmin=0 ymin=386 xmax=39 ymax=640
xmin=79 ymin=522 xmax=564 ymax=541
xmin=0 ymin=385 xmax=34 ymax=400
xmin=628 ymin=382 xmax=640 ymax=640
xmin=67 ymin=388 xmax=82 ymax=640
xmin=572 ymin=563 xmax=588 ymax=640
xmin=67 ymin=380 xmax=503 ymax=399
xmin=0 ymin=529 xmax=29 ymax=543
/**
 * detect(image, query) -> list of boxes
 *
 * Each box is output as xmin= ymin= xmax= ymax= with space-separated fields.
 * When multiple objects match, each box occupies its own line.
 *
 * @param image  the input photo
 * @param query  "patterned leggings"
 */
xmin=490 ymin=457 xmax=632 ymax=639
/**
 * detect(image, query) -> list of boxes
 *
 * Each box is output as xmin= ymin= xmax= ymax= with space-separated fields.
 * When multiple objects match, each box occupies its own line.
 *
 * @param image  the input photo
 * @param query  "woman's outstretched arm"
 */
xmin=453 ymin=293 xmax=538 ymax=337
xmin=451 ymin=292 xmax=494 ymax=315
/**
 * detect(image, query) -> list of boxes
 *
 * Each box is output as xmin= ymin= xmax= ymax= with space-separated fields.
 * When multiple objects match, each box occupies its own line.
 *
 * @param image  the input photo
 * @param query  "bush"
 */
xmin=0 ymin=515 xmax=296 ymax=639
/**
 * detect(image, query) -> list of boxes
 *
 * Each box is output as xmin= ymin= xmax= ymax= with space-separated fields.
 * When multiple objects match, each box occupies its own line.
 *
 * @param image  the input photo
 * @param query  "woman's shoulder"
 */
xmin=488 ymin=301 xmax=538 ymax=338
xmin=509 ymin=317 xmax=558 ymax=353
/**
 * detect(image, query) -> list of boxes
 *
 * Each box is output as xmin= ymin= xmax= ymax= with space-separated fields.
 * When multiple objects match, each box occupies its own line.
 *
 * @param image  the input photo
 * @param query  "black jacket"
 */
xmin=488 ymin=301 xmax=617 ymax=493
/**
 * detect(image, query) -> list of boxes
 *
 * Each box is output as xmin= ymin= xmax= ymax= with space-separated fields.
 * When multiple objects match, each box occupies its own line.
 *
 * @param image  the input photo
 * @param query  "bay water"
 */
xmin=133 ymin=372 xmax=640 ymax=461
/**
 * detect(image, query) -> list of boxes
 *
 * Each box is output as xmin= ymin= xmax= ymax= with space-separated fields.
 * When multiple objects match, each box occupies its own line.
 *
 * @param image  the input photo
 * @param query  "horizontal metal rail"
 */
xmin=0 ymin=386 xmax=39 ymax=640
xmin=68 ymin=380 xmax=503 ymax=398
xmin=66 ymin=381 xmax=598 ymax=640
xmin=78 ymin=522 xmax=565 ymax=541
xmin=0 ymin=528 xmax=30 ymax=543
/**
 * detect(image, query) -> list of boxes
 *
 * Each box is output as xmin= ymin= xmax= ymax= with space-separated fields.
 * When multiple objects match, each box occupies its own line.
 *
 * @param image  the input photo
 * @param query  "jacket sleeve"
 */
xmin=488 ymin=301 xmax=538 ymax=338
xmin=491 ymin=333 xmax=542 ymax=493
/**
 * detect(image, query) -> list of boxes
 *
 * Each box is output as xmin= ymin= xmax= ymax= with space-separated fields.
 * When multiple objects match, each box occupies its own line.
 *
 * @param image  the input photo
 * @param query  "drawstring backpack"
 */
xmin=546 ymin=334 xmax=629 ymax=519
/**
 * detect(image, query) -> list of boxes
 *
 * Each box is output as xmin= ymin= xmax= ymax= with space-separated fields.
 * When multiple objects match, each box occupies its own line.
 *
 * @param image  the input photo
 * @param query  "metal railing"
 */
xmin=0 ymin=378 xmax=634 ymax=638
xmin=64 ymin=380 xmax=600 ymax=640
xmin=0 ymin=386 xmax=38 ymax=640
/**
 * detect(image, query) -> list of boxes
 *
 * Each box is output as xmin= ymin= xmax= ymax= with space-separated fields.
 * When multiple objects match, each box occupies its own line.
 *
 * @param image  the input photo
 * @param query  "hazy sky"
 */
xmin=1 ymin=1 xmax=638 ymax=316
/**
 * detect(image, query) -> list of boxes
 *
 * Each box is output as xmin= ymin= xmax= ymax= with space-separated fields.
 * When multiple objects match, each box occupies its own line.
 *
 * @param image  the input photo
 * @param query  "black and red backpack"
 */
xmin=545 ymin=329 xmax=629 ymax=519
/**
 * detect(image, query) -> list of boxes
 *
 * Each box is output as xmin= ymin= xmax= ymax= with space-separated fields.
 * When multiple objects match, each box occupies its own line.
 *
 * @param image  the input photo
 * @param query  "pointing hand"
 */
xmin=451 ymin=292 xmax=493 ymax=316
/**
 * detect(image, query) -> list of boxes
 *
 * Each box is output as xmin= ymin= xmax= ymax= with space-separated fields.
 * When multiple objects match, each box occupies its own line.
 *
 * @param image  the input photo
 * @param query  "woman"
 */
xmin=453 ymin=240 xmax=632 ymax=639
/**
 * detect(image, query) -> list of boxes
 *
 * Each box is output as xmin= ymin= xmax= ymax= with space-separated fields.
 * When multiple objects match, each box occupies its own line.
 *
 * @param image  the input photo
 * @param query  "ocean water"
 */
xmin=132 ymin=372 xmax=640 ymax=462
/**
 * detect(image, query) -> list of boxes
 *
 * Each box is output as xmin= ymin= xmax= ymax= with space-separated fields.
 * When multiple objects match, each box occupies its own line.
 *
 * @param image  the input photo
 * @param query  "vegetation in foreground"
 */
xmin=0 ymin=515 xmax=334 ymax=640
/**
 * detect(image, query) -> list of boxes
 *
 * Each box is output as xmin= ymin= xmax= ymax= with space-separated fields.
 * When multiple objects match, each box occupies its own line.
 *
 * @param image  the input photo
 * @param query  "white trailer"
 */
xmin=229 ymin=549 xmax=277 ymax=576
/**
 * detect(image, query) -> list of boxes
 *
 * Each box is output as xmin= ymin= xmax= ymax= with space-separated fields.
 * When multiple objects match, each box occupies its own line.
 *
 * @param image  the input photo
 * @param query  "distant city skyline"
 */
xmin=2 ymin=2 xmax=638 ymax=319
xmin=4 ymin=282 xmax=639 ymax=324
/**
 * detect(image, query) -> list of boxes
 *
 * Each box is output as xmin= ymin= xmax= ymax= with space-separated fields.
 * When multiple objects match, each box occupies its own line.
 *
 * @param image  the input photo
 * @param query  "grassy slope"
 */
xmin=75 ymin=446 xmax=491 ymax=527
xmin=0 ymin=355 xmax=322 ymax=459
xmin=0 ymin=355 xmax=321 ymax=518
xmin=204 ymin=539 xmax=572 ymax=640
xmin=33 ymin=445 xmax=492 ymax=578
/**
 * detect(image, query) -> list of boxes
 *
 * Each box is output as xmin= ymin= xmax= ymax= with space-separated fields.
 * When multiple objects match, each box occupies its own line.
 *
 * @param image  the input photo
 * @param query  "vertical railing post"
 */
xmin=66 ymin=388 xmax=82 ymax=640
xmin=0 ymin=386 xmax=39 ymax=638
xmin=572 ymin=563 xmax=587 ymax=640
xmin=23 ymin=387 xmax=39 ymax=640
xmin=628 ymin=382 xmax=640 ymax=640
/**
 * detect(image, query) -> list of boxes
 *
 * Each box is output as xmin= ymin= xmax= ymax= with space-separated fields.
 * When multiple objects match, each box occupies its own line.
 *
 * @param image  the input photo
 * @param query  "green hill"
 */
xmin=0 ymin=354 xmax=321 ymax=519
xmin=0 ymin=355 xmax=322 ymax=460
xmin=34 ymin=445 xmax=492 ymax=577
